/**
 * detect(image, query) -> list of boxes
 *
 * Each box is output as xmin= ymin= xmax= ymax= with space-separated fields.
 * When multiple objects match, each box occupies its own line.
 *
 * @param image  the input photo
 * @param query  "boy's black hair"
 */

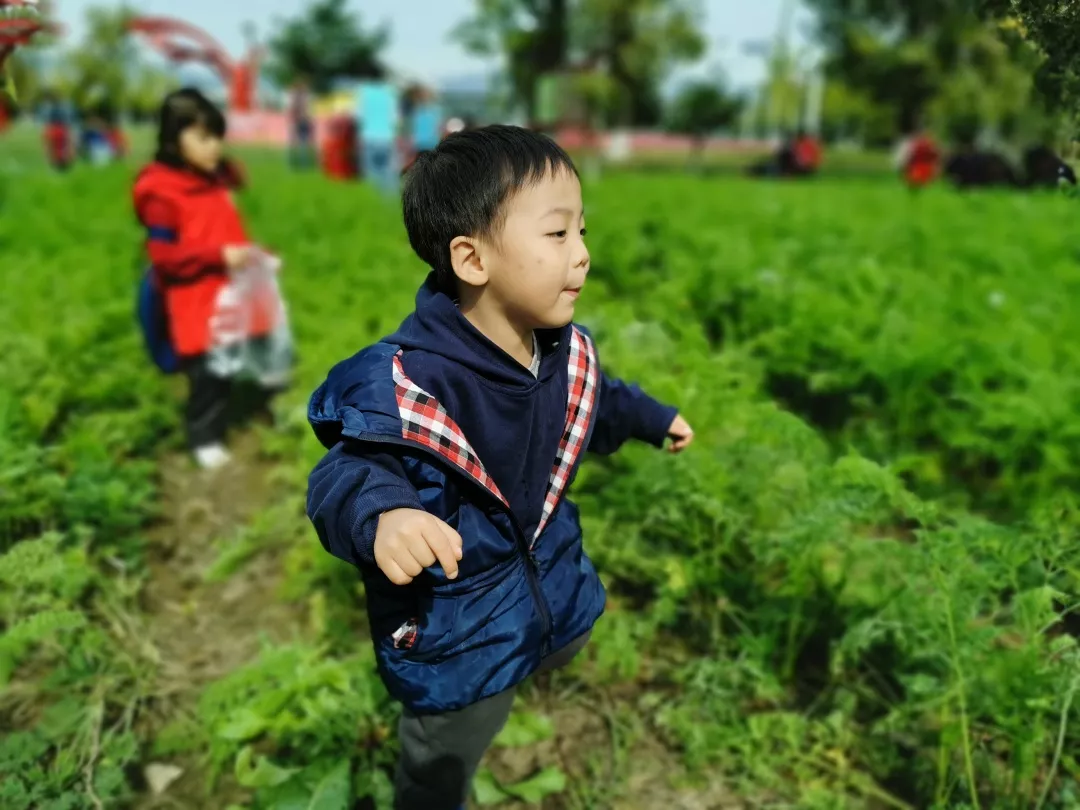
xmin=154 ymin=87 xmax=226 ymax=170
xmin=402 ymin=124 xmax=579 ymax=294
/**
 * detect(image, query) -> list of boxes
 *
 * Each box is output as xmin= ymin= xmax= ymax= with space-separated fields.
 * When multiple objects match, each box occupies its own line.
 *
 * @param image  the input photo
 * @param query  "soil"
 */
xmin=133 ymin=433 xmax=303 ymax=810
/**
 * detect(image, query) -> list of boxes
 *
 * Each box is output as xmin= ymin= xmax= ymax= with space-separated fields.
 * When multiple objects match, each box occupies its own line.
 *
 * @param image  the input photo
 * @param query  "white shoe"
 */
xmin=194 ymin=444 xmax=232 ymax=470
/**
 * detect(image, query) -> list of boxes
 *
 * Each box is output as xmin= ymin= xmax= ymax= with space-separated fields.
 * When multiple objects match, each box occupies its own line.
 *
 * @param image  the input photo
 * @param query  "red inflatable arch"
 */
xmin=127 ymin=15 xmax=261 ymax=112
xmin=0 ymin=0 xmax=60 ymax=74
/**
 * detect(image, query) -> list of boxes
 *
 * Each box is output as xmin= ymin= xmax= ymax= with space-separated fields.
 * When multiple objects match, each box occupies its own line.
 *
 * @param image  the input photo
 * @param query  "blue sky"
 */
xmin=58 ymin=0 xmax=812 ymax=89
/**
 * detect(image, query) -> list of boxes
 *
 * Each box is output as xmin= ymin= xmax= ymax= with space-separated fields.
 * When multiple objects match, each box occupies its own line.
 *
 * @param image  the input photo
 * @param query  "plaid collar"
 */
xmin=391 ymin=326 xmax=598 ymax=541
xmin=531 ymin=328 xmax=597 ymax=545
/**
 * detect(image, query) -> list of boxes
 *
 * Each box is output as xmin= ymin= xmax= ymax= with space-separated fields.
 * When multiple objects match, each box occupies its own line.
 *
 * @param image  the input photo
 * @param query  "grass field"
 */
xmin=3 ymin=123 xmax=1080 ymax=810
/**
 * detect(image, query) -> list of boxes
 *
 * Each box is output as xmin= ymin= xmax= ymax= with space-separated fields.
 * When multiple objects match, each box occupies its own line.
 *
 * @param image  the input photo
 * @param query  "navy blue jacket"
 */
xmin=306 ymin=275 xmax=677 ymax=713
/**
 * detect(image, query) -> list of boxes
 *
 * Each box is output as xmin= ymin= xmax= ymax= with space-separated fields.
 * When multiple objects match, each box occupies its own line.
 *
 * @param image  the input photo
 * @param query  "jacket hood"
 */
xmin=308 ymin=272 xmax=571 ymax=450
xmin=385 ymin=272 xmax=566 ymax=387
xmin=133 ymin=161 xmax=224 ymax=204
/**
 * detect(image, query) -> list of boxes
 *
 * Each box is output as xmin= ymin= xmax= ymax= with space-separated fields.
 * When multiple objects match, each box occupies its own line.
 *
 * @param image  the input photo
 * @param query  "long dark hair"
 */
xmin=154 ymin=88 xmax=227 ymax=170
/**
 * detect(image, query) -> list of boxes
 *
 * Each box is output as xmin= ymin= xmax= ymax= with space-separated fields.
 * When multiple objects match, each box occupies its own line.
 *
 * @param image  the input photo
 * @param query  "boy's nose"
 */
xmin=572 ymin=240 xmax=590 ymax=270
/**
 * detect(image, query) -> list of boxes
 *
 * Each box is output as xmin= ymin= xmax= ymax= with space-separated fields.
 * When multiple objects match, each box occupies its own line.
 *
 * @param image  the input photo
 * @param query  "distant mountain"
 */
xmin=438 ymin=72 xmax=492 ymax=96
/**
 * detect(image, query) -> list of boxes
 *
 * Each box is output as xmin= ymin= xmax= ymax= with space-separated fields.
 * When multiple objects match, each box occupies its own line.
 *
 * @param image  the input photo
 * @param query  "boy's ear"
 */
xmin=449 ymin=235 xmax=488 ymax=287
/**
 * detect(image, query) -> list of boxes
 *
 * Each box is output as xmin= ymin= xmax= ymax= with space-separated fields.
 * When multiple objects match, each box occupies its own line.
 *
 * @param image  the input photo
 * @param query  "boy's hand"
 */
xmin=375 ymin=508 xmax=463 ymax=585
xmin=667 ymin=414 xmax=694 ymax=454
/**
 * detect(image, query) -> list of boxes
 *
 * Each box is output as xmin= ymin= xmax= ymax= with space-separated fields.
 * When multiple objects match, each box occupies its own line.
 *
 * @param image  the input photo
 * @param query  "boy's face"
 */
xmin=475 ymin=167 xmax=589 ymax=329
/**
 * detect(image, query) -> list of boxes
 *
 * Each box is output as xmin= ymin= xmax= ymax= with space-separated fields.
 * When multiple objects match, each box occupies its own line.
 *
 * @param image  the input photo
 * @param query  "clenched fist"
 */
xmin=375 ymin=508 xmax=463 ymax=585
xmin=666 ymin=413 xmax=694 ymax=454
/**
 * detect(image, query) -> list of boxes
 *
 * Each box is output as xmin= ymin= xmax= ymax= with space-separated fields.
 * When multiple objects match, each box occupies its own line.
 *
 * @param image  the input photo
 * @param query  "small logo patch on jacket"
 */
xmin=392 ymin=618 xmax=419 ymax=650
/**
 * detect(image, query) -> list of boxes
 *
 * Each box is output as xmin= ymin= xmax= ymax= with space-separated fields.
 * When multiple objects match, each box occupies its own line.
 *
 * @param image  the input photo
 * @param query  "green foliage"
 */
xmin=161 ymin=643 xmax=395 ymax=808
xmin=981 ymin=1 xmax=1080 ymax=116
xmin=454 ymin=0 xmax=569 ymax=122
xmin=0 ymin=725 xmax=137 ymax=810
xmin=456 ymin=0 xmax=706 ymax=126
xmin=57 ymin=4 xmax=141 ymax=112
xmin=572 ymin=0 xmax=706 ymax=126
xmin=667 ymin=78 xmax=745 ymax=137
xmin=474 ymin=765 xmax=567 ymax=805
xmin=806 ymin=0 xmax=1056 ymax=137
xmin=265 ymin=0 xmax=388 ymax=94
xmin=0 ymin=150 xmax=174 ymax=809
xmin=4 ymin=137 xmax=1080 ymax=808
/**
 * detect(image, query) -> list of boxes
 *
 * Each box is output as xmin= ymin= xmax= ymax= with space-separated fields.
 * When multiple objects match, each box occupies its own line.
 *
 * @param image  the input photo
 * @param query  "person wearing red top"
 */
xmin=792 ymin=130 xmax=823 ymax=175
xmin=106 ymin=121 xmax=128 ymax=160
xmin=901 ymin=131 xmax=941 ymax=189
xmin=41 ymin=95 xmax=73 ymax=172
xmin=133 ymin=88 xmax=267 ymax=469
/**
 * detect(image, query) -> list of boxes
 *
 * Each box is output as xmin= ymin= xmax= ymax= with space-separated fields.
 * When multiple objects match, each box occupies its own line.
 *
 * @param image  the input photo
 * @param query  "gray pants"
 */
xmin=393 ymin=632 xmax=591 ymax=810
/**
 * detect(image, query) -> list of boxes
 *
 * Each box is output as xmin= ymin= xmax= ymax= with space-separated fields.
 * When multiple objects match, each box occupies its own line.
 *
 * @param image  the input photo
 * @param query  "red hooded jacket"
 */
xmin=133 ymin=161 xmax=249 ymax=357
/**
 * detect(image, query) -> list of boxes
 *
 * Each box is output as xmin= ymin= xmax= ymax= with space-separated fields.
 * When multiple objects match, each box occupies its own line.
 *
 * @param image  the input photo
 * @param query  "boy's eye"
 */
xmin=548 ymin=230 xmax=567 ymax=238
xmin=580 ymin=228 xmax=587 ymax=237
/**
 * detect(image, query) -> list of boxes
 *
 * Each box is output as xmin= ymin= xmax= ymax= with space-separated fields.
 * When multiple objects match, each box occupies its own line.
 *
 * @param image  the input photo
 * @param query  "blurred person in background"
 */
xmin=1022 ymin=141 xmax=1076 ymax=188
xmin=321 ymin=113 xmax=358 ymax=180
xmin=78 ymin=103 xmax=126 ymax=165
xmin=792 ymin=128 xmax=823 ymax=175
xmin=400 ymin=84 xmax=442 ymax=175
xmin=104 ymin=104 xmax=128 ymax=161
xmin=943 ymin=125 xmax=1019 ymax=189
xmin=288 ymin=77 xmax=315 ymax=170
xmin=748 ymin=128 xmax=822 ymax=178
xmin=896 ymin=124 xmax=942 ymax=190
xmin=133 ymin=88 xmax=272 ymax=470
xmin=40 ymin=91 xmax=72 ymax=171
xmin=78 ymin=107 xmax=107 ymax=165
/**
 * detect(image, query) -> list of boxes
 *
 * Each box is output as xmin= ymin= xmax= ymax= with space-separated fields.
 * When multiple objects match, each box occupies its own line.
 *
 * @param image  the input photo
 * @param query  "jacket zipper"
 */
xmin=350 ymin=432 xmax=555 ymax=656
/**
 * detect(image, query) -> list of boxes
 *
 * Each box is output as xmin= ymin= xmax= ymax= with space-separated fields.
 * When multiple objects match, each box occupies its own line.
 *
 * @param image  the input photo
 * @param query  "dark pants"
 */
xmin=180 ymin=354 xmax=283 ymax=449
xmin=393 ymin=631 xmax=591 ymax=810
xmin=289 ymin=118 xmax=315 ymax=169
xmin=181 ymin=356 xmax=232 ymax=449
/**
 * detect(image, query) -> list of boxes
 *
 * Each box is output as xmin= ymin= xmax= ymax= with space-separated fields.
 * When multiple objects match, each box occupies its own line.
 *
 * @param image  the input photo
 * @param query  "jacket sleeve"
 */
xmin=587 ymin=370 xmax=679 ymax=456
xmin=138 ymin=195 xmax=229 ymax=281
xmin=306 ymin=442 xmax=424 ymax=567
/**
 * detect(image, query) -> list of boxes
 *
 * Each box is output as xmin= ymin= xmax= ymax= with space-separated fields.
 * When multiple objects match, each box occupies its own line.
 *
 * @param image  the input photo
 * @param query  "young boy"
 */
xmin=306 ymin=125 xmax=693 ymax=810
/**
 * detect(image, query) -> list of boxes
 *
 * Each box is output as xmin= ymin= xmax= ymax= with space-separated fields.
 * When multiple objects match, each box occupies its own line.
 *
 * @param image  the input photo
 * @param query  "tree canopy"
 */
xmin=456 ymin=0 xmax=705 ymax=127
xmin=667 ymin=78 xmax=744 ymax=138
xmin=803 ymin=0 xmax=1061 ymax=140
xmin=265 ymin=0 xmax=388 ymax=94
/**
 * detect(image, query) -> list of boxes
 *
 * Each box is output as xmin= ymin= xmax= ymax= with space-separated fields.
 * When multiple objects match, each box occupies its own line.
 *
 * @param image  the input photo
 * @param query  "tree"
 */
xmin=126 ymin=64 xmax=177 ymax=120
xmin=979 ymin=1 xmax=1080 ymax=117
xmin=266 ymin=0 xmax=388 ymax=94
xmin=805 ymin=0 xmax=1048 ymax=138
xmin=453 ymin=0 xmax=568 ymax=123
xmin=57 ymin=4 xmax=139 ymax=112
xmin=667 ymin=79 xmax=744 ymax=138
xmin=455 ymin=0 xmax=706 ymax=127
xmin=574 ymin=0 xmax=706 ymax=126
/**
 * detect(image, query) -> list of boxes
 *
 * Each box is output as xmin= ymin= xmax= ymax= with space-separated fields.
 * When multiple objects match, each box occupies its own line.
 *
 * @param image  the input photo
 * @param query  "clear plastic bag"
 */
xmin=206 ymin=249 xmax=294 ymax=387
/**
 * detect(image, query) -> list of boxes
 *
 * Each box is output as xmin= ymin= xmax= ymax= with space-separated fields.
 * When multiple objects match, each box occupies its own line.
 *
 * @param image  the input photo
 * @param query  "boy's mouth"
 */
xmin=564 ymin=286 xmax=583 ymax=299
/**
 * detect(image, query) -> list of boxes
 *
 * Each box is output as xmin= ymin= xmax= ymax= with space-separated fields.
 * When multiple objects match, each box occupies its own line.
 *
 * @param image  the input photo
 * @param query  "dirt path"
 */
xmin=134 ymin=433 xmax=304 ymax=809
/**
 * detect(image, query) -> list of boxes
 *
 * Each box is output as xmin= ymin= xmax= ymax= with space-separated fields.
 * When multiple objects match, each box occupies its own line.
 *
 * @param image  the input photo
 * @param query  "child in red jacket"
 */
xmin=133 ymin=88 xmax=269 ymax=469
xmin=43 ymin=103 xmax=72 ymax=171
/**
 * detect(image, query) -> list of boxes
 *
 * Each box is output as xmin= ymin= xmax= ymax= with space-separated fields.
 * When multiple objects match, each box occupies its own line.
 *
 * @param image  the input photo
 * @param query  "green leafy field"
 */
xmin=2 ymin=132 xmax=1080 ymax=809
